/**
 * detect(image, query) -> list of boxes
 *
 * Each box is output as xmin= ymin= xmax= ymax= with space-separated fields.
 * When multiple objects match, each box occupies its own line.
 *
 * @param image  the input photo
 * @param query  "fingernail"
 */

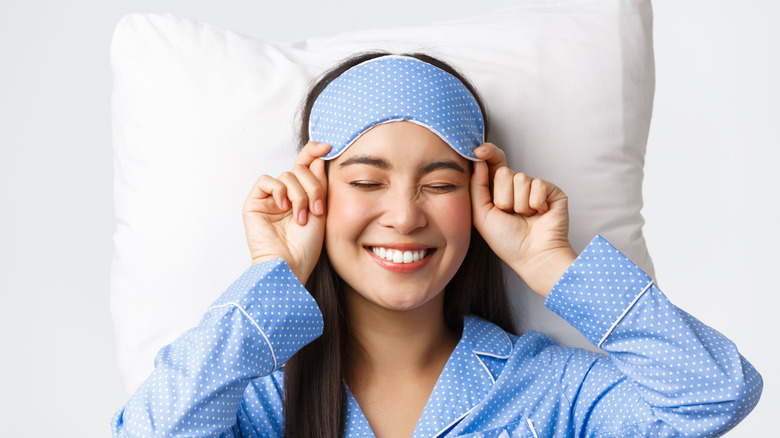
xmin=298 ymin=209 xmax=307 ymax=224
xmin=313 ymin=199 xmax=323 ymax=215
xmin=475 ymin=146 xmax=487 ymax=154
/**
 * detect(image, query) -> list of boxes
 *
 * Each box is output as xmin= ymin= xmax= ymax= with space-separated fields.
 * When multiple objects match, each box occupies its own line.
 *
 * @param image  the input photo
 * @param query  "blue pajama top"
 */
xmin=111 ymin=236 xmax=762 ymax=437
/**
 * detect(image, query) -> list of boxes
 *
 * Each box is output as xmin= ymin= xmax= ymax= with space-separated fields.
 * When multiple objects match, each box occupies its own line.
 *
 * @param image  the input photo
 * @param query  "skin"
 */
xmin=325 ymin=122 xmax=473 ymax=313
xmin=243 ymin=121 xmax=577 ymax=437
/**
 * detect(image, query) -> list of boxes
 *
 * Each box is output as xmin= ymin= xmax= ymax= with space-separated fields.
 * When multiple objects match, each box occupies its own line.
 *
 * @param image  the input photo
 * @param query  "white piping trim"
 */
xmin=209 ymin=302 xmax=278 ymax=372
xmin=474 ymin=351 xmax=510 ymax=359
xmin=475 ymin=355 xmax=496 ymax=384
xmin=597 ymin=280 xmax=654 ymax=348
xmin=526 ymin=419 xmax=539 ymax=438
xmin=432 ymin=408 xmax=473 ymax=438
xmin=473 ymin=329 xmax=513 ymax=359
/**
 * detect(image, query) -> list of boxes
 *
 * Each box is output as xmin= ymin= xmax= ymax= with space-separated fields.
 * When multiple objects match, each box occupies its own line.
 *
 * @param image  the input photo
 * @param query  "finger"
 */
xmin=245 ymin=174 xmax=289 ymax=211
xmin=529 ymin=179 xmax=553 ymax=213
xmin=292 ymin=163 xmax=327 ymax=216
xmin=513 ymin=172 xmax=536 ymax=216
xmin=278 ymin=171 xmax=309 ymax=225
xmin=294 ymin=142 xmax=332 ymax=167
xmin=470 ymin=160 xmax=493 ymax=223
xmin=492 ymin=167 xmax=515 ymax=211
xmin=309 ymin=156 xmax=328 ymax=189
xmin=473 ymin=143 xmax=508 ymax=180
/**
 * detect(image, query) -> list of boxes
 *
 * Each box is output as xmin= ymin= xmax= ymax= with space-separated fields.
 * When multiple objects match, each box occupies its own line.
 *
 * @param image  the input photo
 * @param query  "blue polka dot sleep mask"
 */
xmin=308 ymin=55 xmax=485 ymax=161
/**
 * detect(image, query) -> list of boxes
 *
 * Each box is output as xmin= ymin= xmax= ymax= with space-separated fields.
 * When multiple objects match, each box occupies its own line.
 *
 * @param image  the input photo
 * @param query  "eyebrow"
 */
xmin=339 ymin=154 xmax=466 ymax=175
xmin=418 ymin=160 xmax=467 ymax=175
xmin=339 ymin=155 xmax=390 ymax=169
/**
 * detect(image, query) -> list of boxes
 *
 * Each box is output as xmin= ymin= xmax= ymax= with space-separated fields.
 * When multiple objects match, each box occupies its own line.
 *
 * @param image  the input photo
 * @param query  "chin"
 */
xmin=377 ymin=298 xmax=429 ymax=312
xmin=366 ymin=285 xmax=443 ymax=313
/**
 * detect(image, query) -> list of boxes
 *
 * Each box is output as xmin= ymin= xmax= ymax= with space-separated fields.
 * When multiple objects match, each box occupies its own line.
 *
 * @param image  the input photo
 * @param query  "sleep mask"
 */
xmin=308 ymin=55 xmax=485 ymax=161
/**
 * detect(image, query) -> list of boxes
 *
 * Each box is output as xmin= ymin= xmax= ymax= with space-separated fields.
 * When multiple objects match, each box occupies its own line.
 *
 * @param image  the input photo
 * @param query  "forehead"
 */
xmin=333 ymin=121 xmax=468 ymax=166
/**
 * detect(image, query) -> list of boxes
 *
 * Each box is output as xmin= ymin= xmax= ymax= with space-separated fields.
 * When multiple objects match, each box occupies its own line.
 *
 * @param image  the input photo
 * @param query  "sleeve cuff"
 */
xmin=544 ymin=235 xmax=654 ymax=347
xmin=209 ymin=258 xmax=324 ymax=370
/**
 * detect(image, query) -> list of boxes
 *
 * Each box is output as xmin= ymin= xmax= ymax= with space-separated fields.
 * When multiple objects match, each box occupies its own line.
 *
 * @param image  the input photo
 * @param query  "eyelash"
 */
xmin=426 ymin=184 xmax=457 ymax=192
xmin=349 ymin=182 xmax=456 ymax=192
xmin=349 ymin=182 xmax=381 ymax=189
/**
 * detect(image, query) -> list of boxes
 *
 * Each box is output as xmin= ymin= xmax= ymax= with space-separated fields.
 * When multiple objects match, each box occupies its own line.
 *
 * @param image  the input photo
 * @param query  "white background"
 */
xmin=0 ymin=1 xmax=776 ymax=436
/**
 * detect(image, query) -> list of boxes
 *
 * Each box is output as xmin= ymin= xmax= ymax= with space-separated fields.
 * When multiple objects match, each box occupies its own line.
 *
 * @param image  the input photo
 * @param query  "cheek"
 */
xmin=325 ymin=188 xmax=373 ymax=242
xmin=431 ymin=192 xmax=472 ymax=244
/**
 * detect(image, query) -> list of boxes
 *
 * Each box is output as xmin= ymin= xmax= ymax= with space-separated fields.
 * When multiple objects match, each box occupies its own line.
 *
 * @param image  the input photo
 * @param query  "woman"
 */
xmin=112 ymin=52 xmax=762 ymax=437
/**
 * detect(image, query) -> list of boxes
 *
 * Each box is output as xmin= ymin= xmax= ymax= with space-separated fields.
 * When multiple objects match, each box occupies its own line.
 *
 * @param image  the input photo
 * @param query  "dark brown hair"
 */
xmin=284 ymin=51 xmax=514 ymax=437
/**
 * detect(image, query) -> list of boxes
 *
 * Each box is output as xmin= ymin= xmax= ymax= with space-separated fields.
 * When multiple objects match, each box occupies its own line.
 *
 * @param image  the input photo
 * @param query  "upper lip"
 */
xmin=365 ymin=243 xmax=435 ymax=251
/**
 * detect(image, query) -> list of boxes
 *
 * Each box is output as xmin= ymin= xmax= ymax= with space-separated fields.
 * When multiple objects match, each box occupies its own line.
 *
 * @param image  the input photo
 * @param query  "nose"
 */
xmin=379 ymin=187 xmax=427 ymax=234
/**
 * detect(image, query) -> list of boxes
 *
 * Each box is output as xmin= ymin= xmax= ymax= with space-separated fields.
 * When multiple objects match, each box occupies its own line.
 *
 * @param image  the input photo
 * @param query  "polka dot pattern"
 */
xmin=111 ymin=259 xmax=322 ymax=437
xmin=309 ymin=55 xmax=485 ymax=161
xmin=546 ymin=235 xmax=654 ymax=347
xmin=112 ymin=237 xmax=763 ymax=437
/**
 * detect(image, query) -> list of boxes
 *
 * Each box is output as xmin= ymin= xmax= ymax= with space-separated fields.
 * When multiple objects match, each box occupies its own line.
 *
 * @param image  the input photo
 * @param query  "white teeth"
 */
xmin=371 ymin=247 xmax=429 ymax=264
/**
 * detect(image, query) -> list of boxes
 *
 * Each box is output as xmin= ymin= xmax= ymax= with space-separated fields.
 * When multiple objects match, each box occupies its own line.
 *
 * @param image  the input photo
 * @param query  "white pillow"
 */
xmin=111 ymin=1 xmax=656 ymax=394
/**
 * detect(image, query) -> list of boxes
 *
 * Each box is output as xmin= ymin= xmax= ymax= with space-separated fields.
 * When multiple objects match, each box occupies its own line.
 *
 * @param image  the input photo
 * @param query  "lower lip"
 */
xmin=365 ymin=248 xmax=434 ymax=274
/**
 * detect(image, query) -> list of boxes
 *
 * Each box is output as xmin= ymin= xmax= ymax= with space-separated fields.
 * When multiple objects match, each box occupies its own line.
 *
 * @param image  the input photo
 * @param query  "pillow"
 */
xmin=111 ymin=0 xmax=656 ymax=394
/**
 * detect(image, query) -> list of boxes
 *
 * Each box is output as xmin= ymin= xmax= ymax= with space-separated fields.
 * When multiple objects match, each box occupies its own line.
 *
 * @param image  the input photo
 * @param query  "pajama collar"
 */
xmin=344 ymin=315 xmax=514 ymax=437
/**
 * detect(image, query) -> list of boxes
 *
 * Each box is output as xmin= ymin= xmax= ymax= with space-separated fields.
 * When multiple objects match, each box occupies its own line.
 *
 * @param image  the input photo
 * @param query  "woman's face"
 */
xmin=325 ymin=121 xmax=473 ymax=312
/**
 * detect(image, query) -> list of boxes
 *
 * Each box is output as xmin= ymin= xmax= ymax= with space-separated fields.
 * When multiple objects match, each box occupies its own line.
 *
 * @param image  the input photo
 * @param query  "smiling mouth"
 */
xmin=367 ymin=246 xmax=436 ymax=264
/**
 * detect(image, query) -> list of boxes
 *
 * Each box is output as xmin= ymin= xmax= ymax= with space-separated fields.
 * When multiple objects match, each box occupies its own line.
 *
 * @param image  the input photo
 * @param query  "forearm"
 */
xmin=112 ymin=259 xmax=323 ymax=437
xmin=547 ymin=235 xmax=762 ymax=435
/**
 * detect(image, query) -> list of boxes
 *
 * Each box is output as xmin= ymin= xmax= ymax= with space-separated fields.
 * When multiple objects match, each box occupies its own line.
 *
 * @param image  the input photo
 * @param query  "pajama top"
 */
xmin=111 ymin=236 xmax=763 ymax=437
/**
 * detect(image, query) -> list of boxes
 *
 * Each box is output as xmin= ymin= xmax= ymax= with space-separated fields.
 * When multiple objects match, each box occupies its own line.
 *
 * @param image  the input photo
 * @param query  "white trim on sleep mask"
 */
xmin=308 ymin=55 xmax=485 ymax=161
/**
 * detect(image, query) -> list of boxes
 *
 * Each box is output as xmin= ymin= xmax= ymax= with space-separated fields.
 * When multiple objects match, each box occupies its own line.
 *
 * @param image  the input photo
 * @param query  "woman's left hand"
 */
xmin=470 ymin=143 xmax=578 ymax=298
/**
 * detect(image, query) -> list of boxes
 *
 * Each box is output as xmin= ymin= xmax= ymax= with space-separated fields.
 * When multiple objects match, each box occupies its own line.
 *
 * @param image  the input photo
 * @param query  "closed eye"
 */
xmin=425 ymin=184 xmax=457 ymax=192
xmin=349 ymin=181 xmax=382 ymax=189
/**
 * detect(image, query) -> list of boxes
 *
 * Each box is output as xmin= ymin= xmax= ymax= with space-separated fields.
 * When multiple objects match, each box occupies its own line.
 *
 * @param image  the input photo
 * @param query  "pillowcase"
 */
xmin=111 ymin=0 xmax=656 ymax=394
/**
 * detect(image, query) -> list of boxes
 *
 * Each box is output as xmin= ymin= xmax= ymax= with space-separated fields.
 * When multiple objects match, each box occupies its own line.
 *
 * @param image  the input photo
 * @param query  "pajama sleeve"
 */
xmin=545 ymin=235 xmax=763 ymax=437
xmin=111 ymin=258 xmax=323 ymax=437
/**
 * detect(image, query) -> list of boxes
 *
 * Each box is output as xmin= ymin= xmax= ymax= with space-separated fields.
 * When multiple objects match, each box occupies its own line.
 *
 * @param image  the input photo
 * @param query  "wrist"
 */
xmin=252 ymin=255 xmax=279 ymax=265
xmin=512 ymin=246 xmax=577 ymax=298
xmin=252 ymin=255 xmax=312 ymax=286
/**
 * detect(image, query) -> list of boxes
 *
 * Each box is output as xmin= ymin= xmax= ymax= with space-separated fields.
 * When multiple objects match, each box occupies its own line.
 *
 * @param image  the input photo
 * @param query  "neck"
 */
xmin=344 ymin=287 xmax=460 ymax=384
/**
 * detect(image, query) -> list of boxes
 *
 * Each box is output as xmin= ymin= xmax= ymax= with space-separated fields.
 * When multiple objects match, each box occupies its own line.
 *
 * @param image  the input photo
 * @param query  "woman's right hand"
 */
xmin=242 ymin=142 xmax=331 ymax=284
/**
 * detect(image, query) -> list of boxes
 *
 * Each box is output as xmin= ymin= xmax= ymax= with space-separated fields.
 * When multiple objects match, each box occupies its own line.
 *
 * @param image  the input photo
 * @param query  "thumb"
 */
xmin=470 ymin=160 xmax=493 ymax=224
xmin=310 ymin=157 xmax=328 ymax=192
